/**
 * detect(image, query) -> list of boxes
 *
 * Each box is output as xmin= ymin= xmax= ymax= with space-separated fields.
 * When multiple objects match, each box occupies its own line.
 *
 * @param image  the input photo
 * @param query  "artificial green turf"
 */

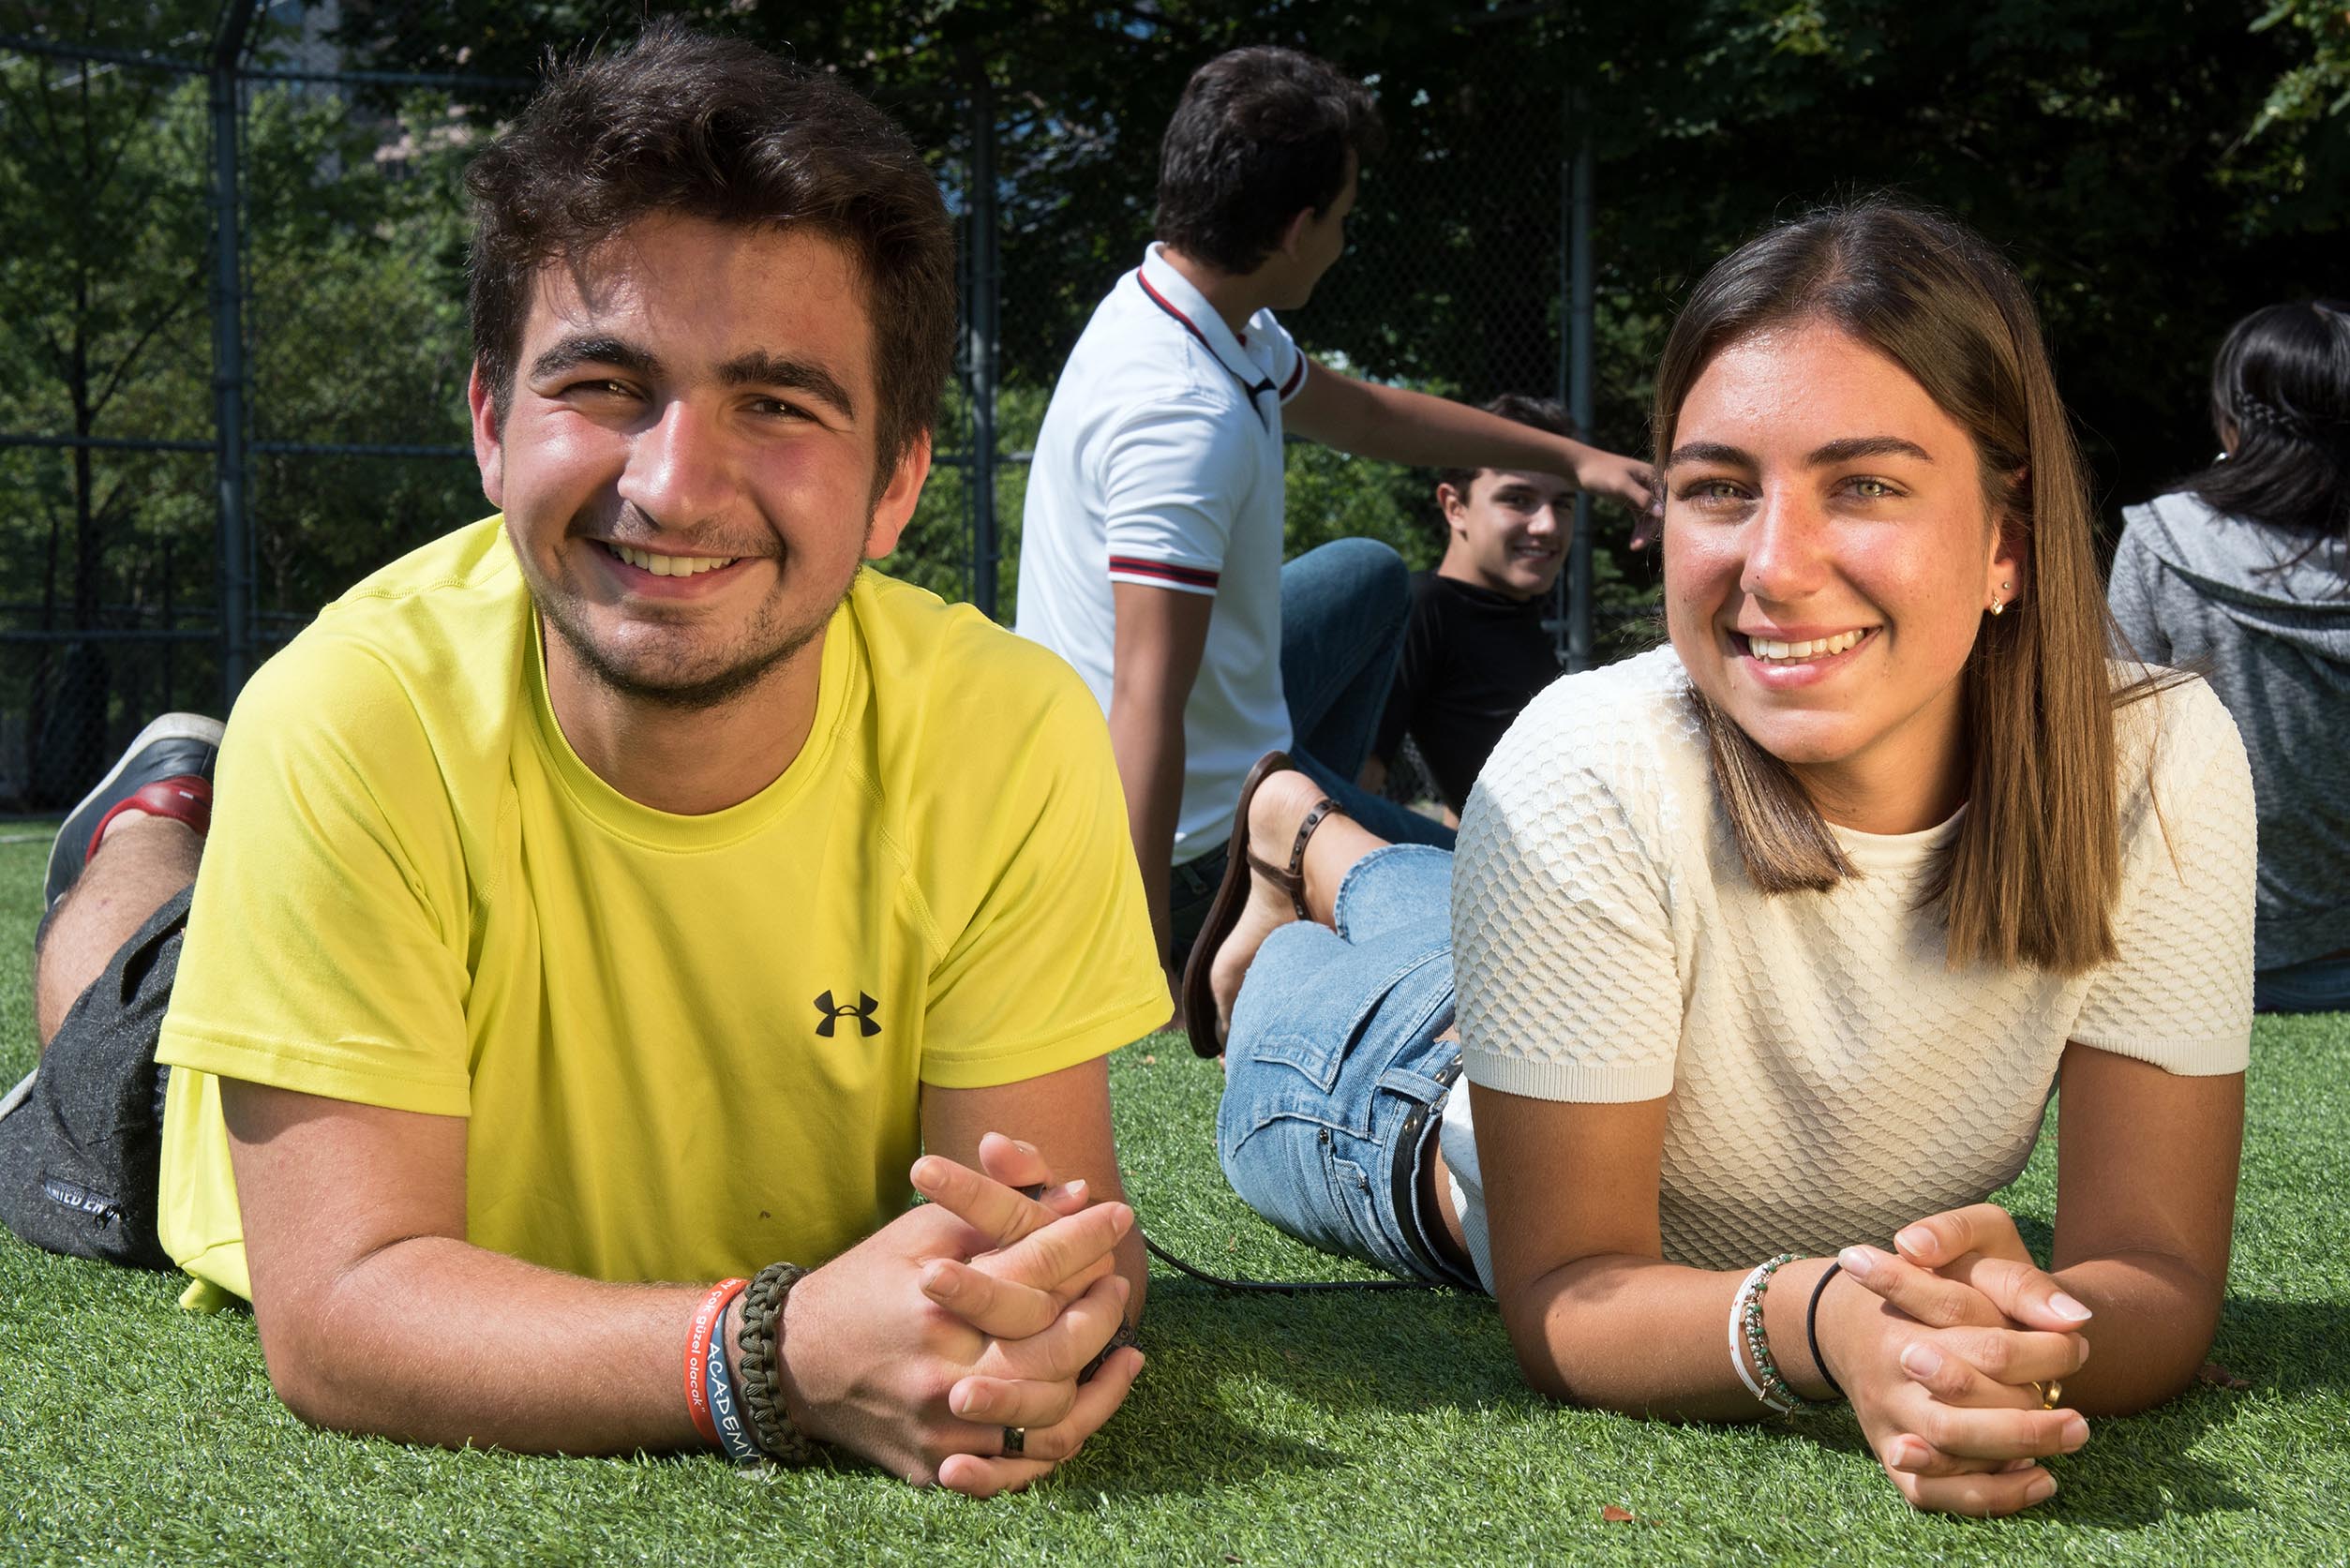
xmin=2 ymin=825 xmax=2345 ymax=1565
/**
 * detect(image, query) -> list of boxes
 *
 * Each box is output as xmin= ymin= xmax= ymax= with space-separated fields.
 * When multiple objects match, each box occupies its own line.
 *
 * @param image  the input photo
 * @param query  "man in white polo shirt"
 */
xmin=1017 ymin=46 xmax=1655 ymax=1002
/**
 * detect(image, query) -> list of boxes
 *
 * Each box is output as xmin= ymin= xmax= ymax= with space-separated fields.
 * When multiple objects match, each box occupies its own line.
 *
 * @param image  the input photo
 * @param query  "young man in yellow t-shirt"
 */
xmin=0 ymin=26 xmax=1164 ymax=1496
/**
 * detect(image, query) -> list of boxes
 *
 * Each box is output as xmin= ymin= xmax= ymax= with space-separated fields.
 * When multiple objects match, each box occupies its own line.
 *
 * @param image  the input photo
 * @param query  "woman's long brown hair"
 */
xmin=1655 ymin=200 xmax=2152 ymax=974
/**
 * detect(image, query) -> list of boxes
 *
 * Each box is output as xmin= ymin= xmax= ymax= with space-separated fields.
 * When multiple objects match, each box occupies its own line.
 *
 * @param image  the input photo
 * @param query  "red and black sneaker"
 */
xmin=45 ymin=713 xmax=224 ymax=909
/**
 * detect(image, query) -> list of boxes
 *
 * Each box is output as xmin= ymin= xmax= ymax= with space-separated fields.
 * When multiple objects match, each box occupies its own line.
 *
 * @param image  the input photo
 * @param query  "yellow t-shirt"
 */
xmin=154 ymin=519 xmax=1164 ymax=1308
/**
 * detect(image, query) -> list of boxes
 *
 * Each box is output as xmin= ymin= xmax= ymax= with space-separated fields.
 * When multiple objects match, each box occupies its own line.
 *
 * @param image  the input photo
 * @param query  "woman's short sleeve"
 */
xmin=2070 ymin=677 xmax=2256 ymax=1074
xmin=1450 ymin=682 xmax=1684 ymax=1103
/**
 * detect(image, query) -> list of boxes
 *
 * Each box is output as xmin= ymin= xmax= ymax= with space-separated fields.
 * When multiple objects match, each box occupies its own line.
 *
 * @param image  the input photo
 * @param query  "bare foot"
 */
xmin=1206 ymin=769 xmax=1331 ymax=1056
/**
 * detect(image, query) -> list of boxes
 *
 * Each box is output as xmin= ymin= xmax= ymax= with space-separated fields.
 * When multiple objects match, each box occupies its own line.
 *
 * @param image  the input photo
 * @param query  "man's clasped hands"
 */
xmin=776 ymin=1132 xmax=1142 ymax=1499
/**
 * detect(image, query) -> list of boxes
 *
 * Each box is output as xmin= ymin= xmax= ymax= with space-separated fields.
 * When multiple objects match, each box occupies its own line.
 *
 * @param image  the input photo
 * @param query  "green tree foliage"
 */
xmin=0 ymin=5 xmax=497 ymax=799
xmin=1 ymin=2 xmax=221 ymax=797
xmin=9 ymin=1 xmax=2344 ymax=779
xmin=0 ymin=4 xmax=208 ymax=617
xmin=2235 ymin=0 xmax=2350 ymax=225
xmin=239 ymin=82 xmax=507 ymax=620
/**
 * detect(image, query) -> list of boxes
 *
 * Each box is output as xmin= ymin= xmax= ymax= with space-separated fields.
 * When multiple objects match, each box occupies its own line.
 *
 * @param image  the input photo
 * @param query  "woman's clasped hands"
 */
xmin=1820 ymin=1203 xmax=2094 ymax=1517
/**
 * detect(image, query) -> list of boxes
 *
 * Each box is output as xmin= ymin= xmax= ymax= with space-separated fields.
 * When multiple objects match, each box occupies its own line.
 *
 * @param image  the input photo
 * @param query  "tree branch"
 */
xmin=87 ymin=288 xmax=201 ymax=421
xmin=85 ymin=78 xmax=166 ymax=205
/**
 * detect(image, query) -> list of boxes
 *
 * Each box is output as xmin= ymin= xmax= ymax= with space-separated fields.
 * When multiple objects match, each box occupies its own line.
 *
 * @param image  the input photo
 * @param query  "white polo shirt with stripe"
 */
xmin=1015 ymin=245 xmax=1309 ymax=865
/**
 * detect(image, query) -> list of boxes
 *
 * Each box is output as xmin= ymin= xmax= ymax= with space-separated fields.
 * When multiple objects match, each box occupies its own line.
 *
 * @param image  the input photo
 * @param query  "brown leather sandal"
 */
xmin=1179 ymin=751 xmax=1343 ymax=1058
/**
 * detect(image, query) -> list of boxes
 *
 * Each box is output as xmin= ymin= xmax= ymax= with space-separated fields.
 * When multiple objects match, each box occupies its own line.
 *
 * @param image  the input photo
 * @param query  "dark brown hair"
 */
xmin=1155 ymin=47 xmax=1385 ymax=276
xmin=1434 ymin=393 xmax=1579 ymax=500
xmin=465 ymin=23 xmax=955 ymax=484
xmin=1654 ymin=199 xmax=2139 ymax=975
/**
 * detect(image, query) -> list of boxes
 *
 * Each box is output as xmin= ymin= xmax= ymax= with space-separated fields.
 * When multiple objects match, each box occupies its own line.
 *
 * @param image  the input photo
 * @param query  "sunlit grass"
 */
xmin=3 ymin=829 xmax=2342 ymax=1565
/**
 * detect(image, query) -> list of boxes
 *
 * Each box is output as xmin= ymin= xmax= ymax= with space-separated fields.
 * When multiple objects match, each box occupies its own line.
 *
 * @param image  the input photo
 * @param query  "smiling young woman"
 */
xmin=1659 ymin=220 xmax=2135 ymax=975
xmin=1187 ymin=199 xmax=2255 ymax=1518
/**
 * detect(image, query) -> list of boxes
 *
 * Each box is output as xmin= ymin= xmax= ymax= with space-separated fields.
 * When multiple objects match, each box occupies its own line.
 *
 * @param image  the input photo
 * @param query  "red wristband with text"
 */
xmin=683 ymin=1277 xmax=749 ymax=1447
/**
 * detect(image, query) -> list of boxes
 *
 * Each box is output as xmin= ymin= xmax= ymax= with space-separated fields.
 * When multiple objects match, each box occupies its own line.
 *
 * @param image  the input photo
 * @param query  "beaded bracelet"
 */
xmin=1728 ymin=1258 xmax=1795 ymax=1413
xmin=1729 ymin=1252 xmax=1819 ymax=1414
xmin=737 ymin=1261 xmax=816 ymax=1466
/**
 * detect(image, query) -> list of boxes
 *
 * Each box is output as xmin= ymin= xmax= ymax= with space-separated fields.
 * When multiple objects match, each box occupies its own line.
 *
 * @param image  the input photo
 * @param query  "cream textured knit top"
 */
xmin=1438 ymin=647 xmax=2254 ymax=1287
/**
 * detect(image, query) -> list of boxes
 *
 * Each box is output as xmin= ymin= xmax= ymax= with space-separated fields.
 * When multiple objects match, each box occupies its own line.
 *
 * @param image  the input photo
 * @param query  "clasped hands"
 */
xmin=740 ymin=1150 xmax=2088 ymax=1513
xmin=1825 ymin=1202 xmax=2093 ymax=1517
xmin=774 ymin=1132 xmax=1142 ymax=1498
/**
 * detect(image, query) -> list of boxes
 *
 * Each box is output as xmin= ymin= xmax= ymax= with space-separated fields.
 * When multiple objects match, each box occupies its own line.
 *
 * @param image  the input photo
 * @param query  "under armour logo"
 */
xmin=813 ymin=990 xmax=881 ymax=1038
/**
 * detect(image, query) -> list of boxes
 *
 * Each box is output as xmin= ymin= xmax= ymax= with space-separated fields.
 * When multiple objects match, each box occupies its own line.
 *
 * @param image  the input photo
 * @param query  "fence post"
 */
xmin=1552 ymin=157 xmax=1568 ymax=666
xmin=210 ymin=0 xmax=259 ymax=706
xmin=1565 ymin=100 xmax=1596 ymax=675
xmin=965 ymin=78 xmax=1000 ymax=620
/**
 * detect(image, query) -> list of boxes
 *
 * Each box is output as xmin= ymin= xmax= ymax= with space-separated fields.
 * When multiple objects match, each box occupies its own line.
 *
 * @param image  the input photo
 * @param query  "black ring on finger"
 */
xmin=1002 ymin=1425 xmax=1026 ymax=1456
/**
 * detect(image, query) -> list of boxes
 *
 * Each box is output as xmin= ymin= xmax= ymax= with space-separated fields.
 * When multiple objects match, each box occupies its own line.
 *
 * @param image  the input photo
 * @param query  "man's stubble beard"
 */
xmin=534 ymin=556 xmax=866 ymax=713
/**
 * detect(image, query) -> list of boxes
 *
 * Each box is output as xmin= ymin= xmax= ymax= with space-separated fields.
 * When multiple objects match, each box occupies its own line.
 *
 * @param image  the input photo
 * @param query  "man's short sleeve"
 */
xmin=155 ymin=636 xmax=472 ymax=1114
xmin=1250 ymin=308 xmax=1310 ymax=404
xmin=918 ymin=675 xmax=1168 ymax=1088
xmin=1100 ymin=397 xmax=1254 ymax=597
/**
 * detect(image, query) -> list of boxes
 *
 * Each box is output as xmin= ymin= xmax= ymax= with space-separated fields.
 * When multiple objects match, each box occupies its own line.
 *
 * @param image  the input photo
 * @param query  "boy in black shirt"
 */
xmin=1365 ymin=395 xmax=1577 ymax=821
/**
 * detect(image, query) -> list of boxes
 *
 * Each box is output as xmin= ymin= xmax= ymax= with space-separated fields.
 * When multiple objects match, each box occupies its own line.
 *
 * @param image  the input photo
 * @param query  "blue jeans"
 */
xmin=1217 ymin=844 xmax=1476 ymax=1287
xmin=1169 ymin=540 xmax=1455 ymax=961
xmin=2254 ymin=954 xmax=2350 ymax=1013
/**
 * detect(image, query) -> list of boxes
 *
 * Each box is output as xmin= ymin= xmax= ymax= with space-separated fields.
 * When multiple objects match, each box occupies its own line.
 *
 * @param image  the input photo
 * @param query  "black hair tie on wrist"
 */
xmin=1806 ymin=1262 xmax=1847 ymax=1400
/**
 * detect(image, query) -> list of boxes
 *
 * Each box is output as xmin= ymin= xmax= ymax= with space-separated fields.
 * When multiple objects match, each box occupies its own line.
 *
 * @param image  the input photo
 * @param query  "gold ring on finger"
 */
xmin=2035 ymin=1380 xmax=2062 ymax=1410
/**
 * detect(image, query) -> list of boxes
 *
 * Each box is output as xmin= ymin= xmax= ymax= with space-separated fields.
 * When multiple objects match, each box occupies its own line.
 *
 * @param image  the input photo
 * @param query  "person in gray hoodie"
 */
xmin=2109 ymin=299 xmax=2350 ymax=1012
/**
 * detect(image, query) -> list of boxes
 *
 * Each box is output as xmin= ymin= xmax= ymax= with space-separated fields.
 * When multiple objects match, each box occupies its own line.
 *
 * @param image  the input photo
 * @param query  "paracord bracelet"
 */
xmin=737 ymin=1261 xmax=816 ymax=1465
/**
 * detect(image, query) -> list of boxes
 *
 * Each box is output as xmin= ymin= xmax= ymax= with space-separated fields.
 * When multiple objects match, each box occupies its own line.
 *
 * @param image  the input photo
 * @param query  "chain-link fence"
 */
xmin=2 ymin=4 xmax=493 ymax=809
xmin=1 ymin=4 xmax=1634 ymax=812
